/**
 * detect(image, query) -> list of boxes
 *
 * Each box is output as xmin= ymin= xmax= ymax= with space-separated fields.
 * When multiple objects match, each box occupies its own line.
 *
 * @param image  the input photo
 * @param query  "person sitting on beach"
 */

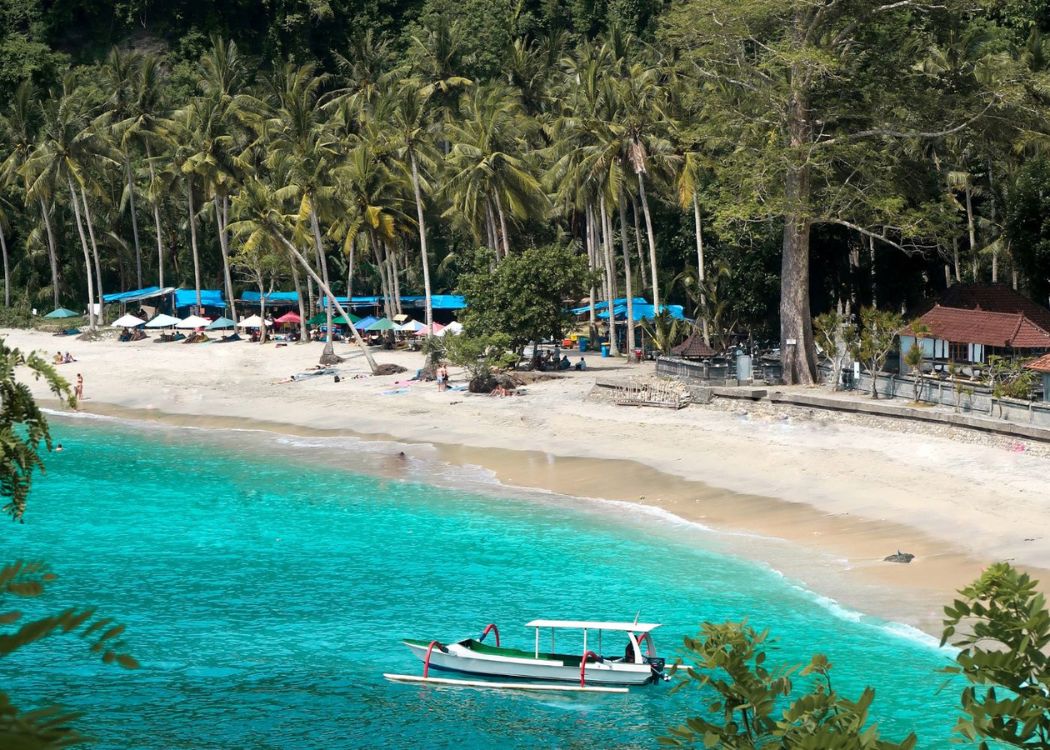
xmin=559 ymin=355 xmax=571 ymax=371
xmin=53 ymin=351 xmax=63 ymax=364
xmin=574 ymin=357 xmax=587 ymax=371
xmin=65 ymin=352 xmax=75 ymax=363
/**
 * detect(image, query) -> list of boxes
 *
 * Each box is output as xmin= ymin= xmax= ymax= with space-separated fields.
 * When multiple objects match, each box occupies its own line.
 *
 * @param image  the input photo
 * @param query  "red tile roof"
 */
xmin=936 ymin=283 xmax=1050 ymax=331
xmin=671 ymin=332 xmax=716 ymax=358
xmin=1027 ymin=353 xmax=1050 ymax=374
xmin=916 ymin=305 xmax=1050 ymax=349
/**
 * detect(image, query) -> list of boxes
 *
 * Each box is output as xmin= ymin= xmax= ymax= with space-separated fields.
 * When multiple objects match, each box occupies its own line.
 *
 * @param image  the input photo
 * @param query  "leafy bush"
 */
xmin=443 ymin=332 xmax=516 ymax=392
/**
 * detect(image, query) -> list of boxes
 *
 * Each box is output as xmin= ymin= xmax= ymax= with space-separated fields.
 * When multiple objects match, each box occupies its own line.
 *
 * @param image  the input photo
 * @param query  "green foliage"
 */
xmin=442 ymin=331 xmax=515 ymax=391
xmin=942 ymin=562 xmax=1050 ymax=749
xmin=902 ymin=321 xmax=929 ymax=403
xmin=0 ymin=560 xmax=139 ymax=749
xmin=850 ymin=308 xmax=904 ymax=399
xmin=0 ymin=336 xmax=74 ymax=521
xmin=1006 ymin=158 xmax=1050 ymax=305
xmin=988 ymin=355 xmax=1037 ymax=401
xmin=662 ymin=620 xmax=915 ymax=749
xmin=641 ymin=310 xmax=685 ymax=355
xmin=457 ymin=244 xmax=591 ymax=350
xmin=813 ymin=311 xmax=857 ymax=391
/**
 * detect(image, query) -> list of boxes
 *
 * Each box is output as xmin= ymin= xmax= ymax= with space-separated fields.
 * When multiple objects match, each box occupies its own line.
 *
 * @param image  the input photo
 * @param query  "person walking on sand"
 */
xmin=74 ymin=373 xmax=84 ymax=405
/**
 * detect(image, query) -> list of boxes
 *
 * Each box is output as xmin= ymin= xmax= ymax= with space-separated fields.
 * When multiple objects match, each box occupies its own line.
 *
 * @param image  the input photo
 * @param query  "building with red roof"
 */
xmin=1026 ymin=353 xmax=1050 ymax=402
xmin=900 ymin=284 xmax=1050 ymax=367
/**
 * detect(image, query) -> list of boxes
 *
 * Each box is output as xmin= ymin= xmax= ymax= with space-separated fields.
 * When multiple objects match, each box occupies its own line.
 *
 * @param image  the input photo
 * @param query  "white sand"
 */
xmin=9 ymin=328 xmax=1049 ymax=630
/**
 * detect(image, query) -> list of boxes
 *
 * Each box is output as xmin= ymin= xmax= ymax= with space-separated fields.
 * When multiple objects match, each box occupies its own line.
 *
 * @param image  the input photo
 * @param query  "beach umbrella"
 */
xmin=366 ymin=317 xmax=397 ymax=331
xmin=238 ymin=314 xmax=264 ymax=328
xmin=399 ymin=320 xmax=426 ymax=333
xmin=354 ymin=315 xmax=378 ymax=331
xmin=145 ymin=314 xmax=181 ymax=328
xmin=275 ymin=311 xmax=302 ymax=325
xmin=415 ymin=321 xmax=445 ymax=336
xmin=435 ymin=321 xmax=463 ymax=337
xmin=110 ymin=314 xmax=145 ymax=328
xmin=206 ymin=317 xmax=236 ymax=330
xmin=307 ymin=312 xmax=327 ymax=326
xmin=176 ymin=315 xmax=211 ymax=329
xmin=44 ymin=307 xmax=79 ymax=319
xmin=332 ymin=313 xmax=360 ymax=325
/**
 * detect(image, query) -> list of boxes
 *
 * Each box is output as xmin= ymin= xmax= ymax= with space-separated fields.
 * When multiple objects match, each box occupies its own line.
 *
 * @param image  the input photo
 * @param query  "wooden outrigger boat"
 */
xmin=384 ymin=619 xmax=668 ymax=693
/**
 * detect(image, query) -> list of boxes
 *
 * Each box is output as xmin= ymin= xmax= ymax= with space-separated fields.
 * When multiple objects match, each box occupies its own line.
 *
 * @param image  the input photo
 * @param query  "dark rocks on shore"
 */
xmin=883 ymin=550 xmax=915 ymax=563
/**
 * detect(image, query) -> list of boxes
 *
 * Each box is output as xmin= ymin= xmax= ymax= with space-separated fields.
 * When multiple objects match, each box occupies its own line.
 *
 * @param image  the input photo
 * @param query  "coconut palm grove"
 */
xmin=0 ymin=0 xmax=1048 ymax=382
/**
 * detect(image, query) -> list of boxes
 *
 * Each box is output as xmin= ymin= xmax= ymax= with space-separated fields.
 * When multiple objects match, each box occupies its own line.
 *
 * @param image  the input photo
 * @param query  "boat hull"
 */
xmin=403 ymin=640 xmax=653 ymax=687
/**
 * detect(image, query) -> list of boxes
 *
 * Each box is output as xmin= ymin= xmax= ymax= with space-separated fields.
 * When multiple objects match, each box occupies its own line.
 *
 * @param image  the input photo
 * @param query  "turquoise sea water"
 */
xmin=2 ymin=417 xmax=963 ymax=748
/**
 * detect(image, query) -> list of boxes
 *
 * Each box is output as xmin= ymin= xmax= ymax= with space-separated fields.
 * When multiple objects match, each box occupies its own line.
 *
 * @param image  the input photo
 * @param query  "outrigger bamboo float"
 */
xmin=383 ymin=619 xmax=668 ymax=694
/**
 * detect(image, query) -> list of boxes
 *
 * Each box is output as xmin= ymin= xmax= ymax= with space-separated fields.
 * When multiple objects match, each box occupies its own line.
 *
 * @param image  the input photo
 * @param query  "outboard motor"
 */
xmin=645 ymin=656 xmax=668 ymax=682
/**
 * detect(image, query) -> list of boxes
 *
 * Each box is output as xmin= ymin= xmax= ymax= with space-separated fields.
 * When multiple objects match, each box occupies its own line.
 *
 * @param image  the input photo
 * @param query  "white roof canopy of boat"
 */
xmin=525 ymin=620 xmax=661 ymax=632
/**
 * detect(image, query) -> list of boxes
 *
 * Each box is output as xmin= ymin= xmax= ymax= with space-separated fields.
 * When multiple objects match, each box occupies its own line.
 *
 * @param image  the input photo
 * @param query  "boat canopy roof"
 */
xmin=525 ymin=619 xmax=661 ymax=632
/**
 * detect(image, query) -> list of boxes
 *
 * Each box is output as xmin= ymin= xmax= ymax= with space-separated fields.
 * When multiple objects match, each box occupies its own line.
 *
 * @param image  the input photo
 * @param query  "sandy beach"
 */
xmin=9 ymin=328 xmax=1050 ymax=635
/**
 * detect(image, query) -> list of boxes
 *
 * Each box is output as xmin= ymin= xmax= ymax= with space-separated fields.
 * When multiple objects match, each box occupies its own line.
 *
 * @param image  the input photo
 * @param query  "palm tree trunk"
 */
xmin=391 ymin=247 xmax=402 ymax=316
xmin=617 ymin=190 xmax=636 ymax=361
xmin=39 ymin=198 xmax=60 ymax=307
xmin=126 ymin=156 xmax=142 ymax=289
xmin=146 ymin=152 xmax=165 ymax=288
xmin=495 ymin=191 xmax=511 ymax=256
xmin=0 ymin=221 xmax=9 ymax=306
xmin=637 ymin=173 xmax=659 ymax=310
xmin=214 ymin=195 xmax=237 ymax=322
xmin=346 ymin=235 xmax=355 ymax=306
xmin=485 ymin=199 xmax=499 ymax=257
xmin=376 ymin=240 xmax=393 ymax=319
xmin=67 ymin=175 xmax=96 ymax=330
xmin=599 ymin=197 xmax=619 ymax=357
xmin=869 ymin=235 xmax=877 ymax=308
xmin=290 ymin=263 xmax=309 ymax=343
xmin=952 ymin=236 xmax=961 ymax=283
xmin=258 ymin=280 xmax=268 ymax=345
xmin=188 ymin=179 xmax=202 ymax=312
xmin=410 ymin=154 xmax=434 ymax=332
xmin=693 ymin=195 xmax=709 ymax=346
xmin=309 ymin=209 xmax=335 ymax=359
xmin=79 ymin=183 xmax=105 ymax=321
xmin=630 ymin=194 xmax=648 ymax=297
xmin=585 ymin=203 xmax=597 ymax=341
xmin=274 ymin=232 xmax=379 ymax=373
xmin=965 ymin=184 xmax=978 ymax=282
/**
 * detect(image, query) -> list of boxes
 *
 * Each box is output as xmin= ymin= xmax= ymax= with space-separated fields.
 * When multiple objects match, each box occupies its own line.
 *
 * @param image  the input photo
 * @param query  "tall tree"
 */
xmin=660 ymin=0 xmax=1007 ymax=384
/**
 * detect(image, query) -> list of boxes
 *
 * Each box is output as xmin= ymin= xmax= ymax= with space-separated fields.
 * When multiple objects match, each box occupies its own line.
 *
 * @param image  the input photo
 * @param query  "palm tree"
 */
xmin=385 ymin=80 xmax=440 ymax=332
xmin=675 ymin=150 xmax=711 ymax=344
xmin=0 ymin=82 xmax=61 ymax=307
xmin=179 ymin=37 xmax=260 ymax=320
xmin=443 ymin=83 xmax=545 ymax=258
xmin=263 ymin=61 xmax=347 ymax=361
xmin=111 ymin=51 xmax=170 ymax=290
xmin=24 ymin=76 xmax=116 ymax=329
xmin=101 ymin=47 xmax=147 ymax=289
xmin=230 ymin=177 xmax=381 ymax=373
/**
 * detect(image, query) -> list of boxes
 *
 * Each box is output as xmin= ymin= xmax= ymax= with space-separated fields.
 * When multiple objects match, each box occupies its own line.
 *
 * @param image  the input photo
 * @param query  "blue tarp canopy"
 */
xmin=598 ymin=303 xmax=687 ymax=322
xmin=354 ymin=315 xmax=378 ymax=330
xmin=102 ymin=286 xmax=176 ymax=303
xmin=571 ymin=297 xmax=648 ymax=315
xmin=323 ymin=294 xmax=466 ymax=310
xmin=241 ymin=291 xmax=299 ymax=304
xmin=174 ymin=289 xmax=227 ymax=309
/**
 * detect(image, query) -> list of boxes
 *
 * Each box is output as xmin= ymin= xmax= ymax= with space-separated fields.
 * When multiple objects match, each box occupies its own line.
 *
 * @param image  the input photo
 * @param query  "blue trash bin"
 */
xmin=600 ymin=344 xmax=609 ymax=358
xmin=578 ymin=336 xmax=589 ymax=352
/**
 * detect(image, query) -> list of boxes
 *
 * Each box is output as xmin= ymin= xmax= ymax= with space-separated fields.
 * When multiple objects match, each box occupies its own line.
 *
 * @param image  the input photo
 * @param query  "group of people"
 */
xmin=51 ymin=351 xmax=76 ymax=364
xmin=534 ymin=350 xmax=587 ymax=372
